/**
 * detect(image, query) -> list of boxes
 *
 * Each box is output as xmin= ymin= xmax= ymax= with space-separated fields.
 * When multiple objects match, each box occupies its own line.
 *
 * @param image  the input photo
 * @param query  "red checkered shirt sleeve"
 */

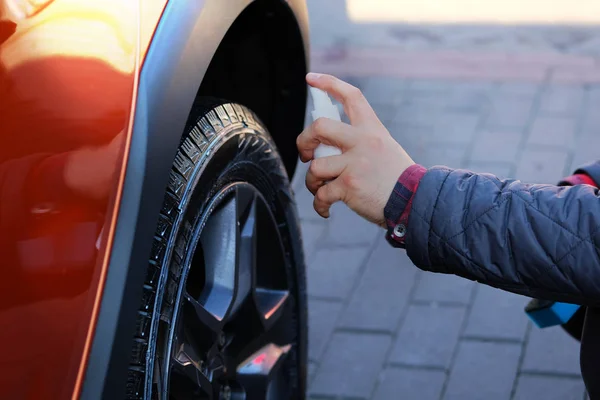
xmin=384 ymin=164 xmax=427 ymax=248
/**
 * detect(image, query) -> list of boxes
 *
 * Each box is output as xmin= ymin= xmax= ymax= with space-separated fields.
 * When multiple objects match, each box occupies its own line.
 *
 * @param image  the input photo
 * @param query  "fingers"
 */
xmin=297 ymin=118 xmax=357 ymax=162
xmin=313 ymin=178 xmax=345 ymax=218
xmin=307 ymin=73 xmax=377 ymax=125
xmin=306 ymin=155 xmax=347 ymax=194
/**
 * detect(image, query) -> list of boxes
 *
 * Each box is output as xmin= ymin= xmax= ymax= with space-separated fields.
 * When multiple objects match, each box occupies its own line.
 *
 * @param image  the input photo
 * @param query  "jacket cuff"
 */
xmin=384 ymin=164 xmax=427 ymax=248
xmin=404 ymin=166 xmax=454 ymax=270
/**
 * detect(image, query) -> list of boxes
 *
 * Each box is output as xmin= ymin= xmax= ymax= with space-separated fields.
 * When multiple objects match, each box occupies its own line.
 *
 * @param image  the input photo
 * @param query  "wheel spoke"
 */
xmin=184 ymin=292 xmax=223 ymax=334
xmin=254 ymin=288 xmax=289 ymax=330
xmin=198 ymin=193 xmax=238 ymax=321
xmin=170 ymin=342 xmax=213 ymax=399
xmin=230 ymin=186 xmax=256 ymax=317
xmin=236 ymin=343 xmax=292 ymax=399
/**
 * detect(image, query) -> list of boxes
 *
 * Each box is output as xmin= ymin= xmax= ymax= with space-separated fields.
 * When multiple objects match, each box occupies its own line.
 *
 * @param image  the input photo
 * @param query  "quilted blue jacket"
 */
xmin=406 ymin=161 xmax=600 ymax=305
xmin=404 ymin=160 xmax=600 ymax=397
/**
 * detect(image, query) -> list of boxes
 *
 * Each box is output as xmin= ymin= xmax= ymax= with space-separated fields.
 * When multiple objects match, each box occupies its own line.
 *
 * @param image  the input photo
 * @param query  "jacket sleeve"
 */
xmin=574 ymin=160 xmax=600 ymax=186
xmin=406 ymin=166 xmax=600 ymax=306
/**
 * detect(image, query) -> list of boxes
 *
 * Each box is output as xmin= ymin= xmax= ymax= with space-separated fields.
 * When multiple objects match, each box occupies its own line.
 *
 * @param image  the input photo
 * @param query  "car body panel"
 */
xmin=0 ymin=0 xmax=308 ymax=398
xmin=0 ymin=1 xmax=164 ymax=398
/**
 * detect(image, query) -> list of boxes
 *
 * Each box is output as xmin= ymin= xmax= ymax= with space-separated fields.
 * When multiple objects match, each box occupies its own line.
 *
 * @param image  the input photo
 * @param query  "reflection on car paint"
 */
xmin=0 ymin=0 xmax=165 ymax=398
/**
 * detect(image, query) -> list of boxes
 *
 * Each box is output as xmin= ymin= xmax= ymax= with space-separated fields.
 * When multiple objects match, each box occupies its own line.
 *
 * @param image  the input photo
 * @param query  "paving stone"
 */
xmin=463 ymin=284 xmax=530 ymax=341
xmin=515 ymin=148 xmax=570 ymax=184
xmin=443 ymin=341 xmax=521 ymax=400
xmin=539 ymin=85 xmax=585 ymax=117
xmin=529 ymin=116 xmax=577 ymax=147
xmin=521 ymin=326 xmax=582 ymax=376
xmin=373 ymin=368 xmax=446 ymax=400
xmin=340 ymin=76 xmax=367 ymax=91
xmin=338 ymin=239 xmax=418 ymax=332
xmin=300 ymin=221 xmax=326 ymax=259
xmin=588 ymin=85 xmax=600 ymax=102
xmin=514 ymin=374 xmax=586 ymax=400
xmin=581 ymin=107 xmax=600 ymax=136
xmin=294 ymin=179 xmax=322 ymax=222
xmin=583 ymin=85 xmax=600 ymax=131
xmin=413 ymin=272 xmax=475 ymax=305
xmin=409 ymin=80 xmax=455 ymax=95
xmin=387 ymin=123 xmax=431 ymax=153
xmin=486 ymin=96 xmax=534 ymax=129
xmin=390 ymin=304 xmax=466 ymax=369
xmin=469 ymin=129 xmax=522 ymax=163
xmin=497 ymin=82 xmax=540 ymax=100
xmin=307 ymin=247 xmax=367 ymax=299
xmin=372 ymin=103 xmax=399 ymax=125
xmin=361 ymin=76 xmax=407 ymax=106
xmin=464 ymin=162 xmax=513 ymax=179
xmin=323 ymin=202 xmax=379 ymax=246
xmin=308 ymin=299 xmax=343 ymax=361
xmin=446 ymin=82 xmax=494 ymax=112
xmin=412 ymin=144 xmax=467 ymax=169
xmin=308 ymin=362 xmax=318 ymax=384
xmin=394 ymin=100 xmax=445 ymax=128
xmin=431 ymin=111 xmax=481 ymax=144
xmin=309 ymin=332 xmax=391 ymax=398
xmin=570 ymin=131 xmax=600 ymax=172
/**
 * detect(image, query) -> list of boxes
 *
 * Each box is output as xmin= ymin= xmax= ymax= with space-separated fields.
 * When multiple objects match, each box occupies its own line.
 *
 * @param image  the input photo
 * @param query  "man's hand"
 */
xmin=297 ymin=73 xmax=415 ymax=227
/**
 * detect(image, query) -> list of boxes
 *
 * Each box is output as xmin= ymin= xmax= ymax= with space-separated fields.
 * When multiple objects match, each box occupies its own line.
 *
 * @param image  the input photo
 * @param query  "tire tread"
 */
xmin=125 ymin=104 xmax=268 ymax=400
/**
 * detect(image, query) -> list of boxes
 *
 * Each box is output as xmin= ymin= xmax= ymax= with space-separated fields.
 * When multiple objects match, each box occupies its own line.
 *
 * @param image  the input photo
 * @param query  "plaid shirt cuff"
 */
xmin=384 ymin=164 xmax=427 ymax=248
xmin=558 ymin=173 xmax=597 ymax=188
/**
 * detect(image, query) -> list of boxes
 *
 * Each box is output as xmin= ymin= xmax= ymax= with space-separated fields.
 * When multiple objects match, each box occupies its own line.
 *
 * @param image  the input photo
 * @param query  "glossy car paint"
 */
xmin=0 ymin=0 xmax=166 ymax=398
xmin=0 ymin=0 xmax=309 ymax=398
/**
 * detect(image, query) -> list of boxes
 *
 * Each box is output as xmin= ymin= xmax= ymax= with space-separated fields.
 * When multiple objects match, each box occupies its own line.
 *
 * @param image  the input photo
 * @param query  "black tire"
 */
xmin=126 ymin=100 xmax=307 ymax=399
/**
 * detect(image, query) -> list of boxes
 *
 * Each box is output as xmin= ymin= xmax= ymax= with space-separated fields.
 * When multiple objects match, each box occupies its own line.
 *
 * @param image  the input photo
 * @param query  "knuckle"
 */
xmin=367 ymin=135 xmax=384 ymax=151
xmin=313 ymin=117 xmax=327 ymax=134
xmin=305 ymin=178 xmax=317 ymax=195
xmin=348 ymin=86 xmax=364 ymax=102
xmin=315 ymin=186 xmax=329 ymax=203
xmin=356 ymin=156 xmax=370 ymax=170
xmin=342 ymin=173 xmax=359 ymax=190
xmin=308 ymin=158 xmax=322 ymax=176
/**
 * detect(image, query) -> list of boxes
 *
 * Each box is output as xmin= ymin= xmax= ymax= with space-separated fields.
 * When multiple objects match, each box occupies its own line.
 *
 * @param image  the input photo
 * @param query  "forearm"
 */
xmin=403 ymin=167 xmax=600 ymax=305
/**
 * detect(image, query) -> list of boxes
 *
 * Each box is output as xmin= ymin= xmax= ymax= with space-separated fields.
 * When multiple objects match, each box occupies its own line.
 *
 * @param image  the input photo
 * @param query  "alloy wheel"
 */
xmin=159 ymin=182 xmax=295 ymax=399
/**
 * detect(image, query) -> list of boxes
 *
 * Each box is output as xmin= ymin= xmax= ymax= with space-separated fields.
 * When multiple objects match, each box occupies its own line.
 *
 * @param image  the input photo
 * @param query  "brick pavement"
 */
xmin=297 ymin=2 xmax=600 ymax=399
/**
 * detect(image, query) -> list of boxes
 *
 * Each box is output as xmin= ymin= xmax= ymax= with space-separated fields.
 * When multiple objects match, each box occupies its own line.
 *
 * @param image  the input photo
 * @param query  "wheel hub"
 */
xmin=159 ymin=182 xmax=295 ymax=399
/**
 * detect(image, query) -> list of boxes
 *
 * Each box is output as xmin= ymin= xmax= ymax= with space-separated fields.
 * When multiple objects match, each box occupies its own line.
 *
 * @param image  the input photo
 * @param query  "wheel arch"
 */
xmin=81 ymin=1 xmax=309 ymax=398
xmin=192 ymin=0 xmax=309 ymax=178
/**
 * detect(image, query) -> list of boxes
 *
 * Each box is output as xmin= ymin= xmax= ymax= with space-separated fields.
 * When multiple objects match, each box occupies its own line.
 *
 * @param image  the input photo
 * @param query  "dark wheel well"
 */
xmin=187 ymin=0 xmax=308 ymax=179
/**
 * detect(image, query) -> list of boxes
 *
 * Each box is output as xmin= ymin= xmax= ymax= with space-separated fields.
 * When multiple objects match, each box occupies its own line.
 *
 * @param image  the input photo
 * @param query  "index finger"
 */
xmin=296 ymin=118 xmax=357 ymax=162
xmin=307 ymin=73 xmax=377 ymax=125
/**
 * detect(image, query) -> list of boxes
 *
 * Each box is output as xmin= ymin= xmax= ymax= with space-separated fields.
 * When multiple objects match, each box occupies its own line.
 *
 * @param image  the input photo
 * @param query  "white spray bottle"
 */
xmin=309 ymin=86 xmax=342 ymax=158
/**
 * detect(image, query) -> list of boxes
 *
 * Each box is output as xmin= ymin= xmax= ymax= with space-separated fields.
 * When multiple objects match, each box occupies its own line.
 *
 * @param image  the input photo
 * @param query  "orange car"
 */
xmin=0 ymin=0 xmax=309 ymax=399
